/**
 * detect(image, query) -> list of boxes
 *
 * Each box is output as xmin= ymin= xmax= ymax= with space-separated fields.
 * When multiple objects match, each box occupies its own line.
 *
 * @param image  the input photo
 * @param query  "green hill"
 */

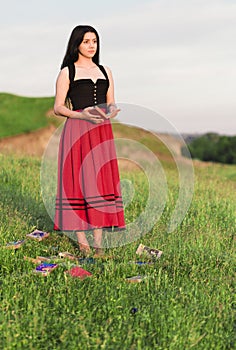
xmin=0 ymin=93 xmax=55 ymax=138
xmin=0 ymin=93 xmax=178 ymax=164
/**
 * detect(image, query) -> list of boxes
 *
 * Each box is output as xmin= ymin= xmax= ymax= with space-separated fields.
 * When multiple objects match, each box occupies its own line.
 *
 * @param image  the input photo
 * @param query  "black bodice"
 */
xmin=67 ymin=65 xmax=109 ymax=110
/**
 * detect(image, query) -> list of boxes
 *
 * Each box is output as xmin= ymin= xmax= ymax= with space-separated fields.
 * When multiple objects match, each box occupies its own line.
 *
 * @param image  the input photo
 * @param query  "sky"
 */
xmin=0 ymin=0 xmax=235 ymax=135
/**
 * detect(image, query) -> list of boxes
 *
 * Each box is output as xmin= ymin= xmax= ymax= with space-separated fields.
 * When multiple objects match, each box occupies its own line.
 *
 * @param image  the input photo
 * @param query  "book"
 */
xmin=128 ymin=261 xmax=154 ymax=265
xmin=26 ymin=229 xmax=50 ymax=241
xmin=24 ymin=256 xmax=58 ymax=264
xmin=78 ymin=257 xmax=96 ymax=264
xmin=34 ymin=262 xmax=58 ymax=276
xmin=126 ymin=275 xmax=147 ymax=283
xmin=136 ymin=244 xmax=163 ymax=259
xmin=36 ymin=256 xmax=58 ymax=262
xmin=24 ymin=256 xmax=42 ymax=264
xmin=5 ymin=240 xmax=25 ymax=249
xmin=59 ymin=252 xmax=79 ymax=261
xmin=65 ymin=266 xmax=92 ymax=279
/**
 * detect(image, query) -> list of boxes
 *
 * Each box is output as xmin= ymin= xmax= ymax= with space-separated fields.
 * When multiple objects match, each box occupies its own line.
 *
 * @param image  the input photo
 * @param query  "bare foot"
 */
xmin=79 ymin=243 xmax=91 ymax=256
xmin=93 ymin=248 xmax=105 ymax=258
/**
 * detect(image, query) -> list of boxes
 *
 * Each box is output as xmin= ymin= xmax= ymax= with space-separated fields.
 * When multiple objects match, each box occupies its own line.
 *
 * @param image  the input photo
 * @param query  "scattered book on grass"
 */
xmin=59 ymin=251 xmax=79 ymax=261
xmin=37 ymin=256 xmax=58 ymax=262
xmin=26 ymin=229 xmax=50 ymax=241
xmin=130 ymin=307 xmax=138 ymax=314
xmin=24 ymin=256 xmax=42 ymax=264
xmin=5 ymin=240 xmax=25 ymax=249
xmin=33 ymin=263 xmax=58 ymax=276
xmin=24 ymin=256 xmax=58 ymax=264
xmin=126 ymin=275 xmax=147 ymax=283
xmin=65 ymin=266 xmax=92 ymax=279
xmin=78 ymin=257 xmax=96 ymax=264
xmin=128 ymin=261 xmax=154 ymax=265
xmin=136 ymin=244 xmax=163 ymax=259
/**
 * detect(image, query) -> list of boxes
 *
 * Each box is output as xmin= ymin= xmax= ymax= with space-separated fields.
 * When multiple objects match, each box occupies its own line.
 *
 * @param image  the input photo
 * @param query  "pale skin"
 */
xmin=54 ymin=32 xmax=120 ymax=255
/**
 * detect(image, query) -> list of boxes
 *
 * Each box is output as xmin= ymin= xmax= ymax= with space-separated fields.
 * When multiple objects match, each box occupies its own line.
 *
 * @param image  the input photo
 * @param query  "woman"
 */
xmin=53 ymin=25 xmax=126 ymax=256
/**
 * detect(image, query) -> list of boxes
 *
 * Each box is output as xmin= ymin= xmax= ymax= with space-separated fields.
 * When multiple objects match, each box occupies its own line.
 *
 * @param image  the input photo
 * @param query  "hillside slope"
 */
xmin=0 ymin=93 xmax=55 ymax=138
xmin=0 ymin=93 xmax=187 ymax=165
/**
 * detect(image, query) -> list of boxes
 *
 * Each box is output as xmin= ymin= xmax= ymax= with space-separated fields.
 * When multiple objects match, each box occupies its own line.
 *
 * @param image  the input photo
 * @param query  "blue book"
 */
xmin=34 ymin=263 xmax=58 ymax=276
xmin=6 ymin=240 xmax=25 ymax=249
xmin=26 ymin=229 xmax=50 ymax=241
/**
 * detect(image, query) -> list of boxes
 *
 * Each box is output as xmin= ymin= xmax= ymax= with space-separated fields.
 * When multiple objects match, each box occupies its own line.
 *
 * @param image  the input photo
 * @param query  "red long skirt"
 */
xmin=54 ymin=117 xmax=126 ymax=231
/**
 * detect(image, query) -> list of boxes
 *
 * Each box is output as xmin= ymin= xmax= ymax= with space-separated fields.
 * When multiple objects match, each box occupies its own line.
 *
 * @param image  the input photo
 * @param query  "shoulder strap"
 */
xmin=98 ymin=65 xmax=109 ymax=82
xmin=67 ymin=64 xmax=109 ymax=85
xmin=68 ymin=64 xmax=75 ymax=83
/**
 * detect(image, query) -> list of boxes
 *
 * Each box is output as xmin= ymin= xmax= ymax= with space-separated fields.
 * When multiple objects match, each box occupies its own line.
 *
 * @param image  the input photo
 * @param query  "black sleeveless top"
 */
xmin=67 ymin=64 xmax=109 ymax=110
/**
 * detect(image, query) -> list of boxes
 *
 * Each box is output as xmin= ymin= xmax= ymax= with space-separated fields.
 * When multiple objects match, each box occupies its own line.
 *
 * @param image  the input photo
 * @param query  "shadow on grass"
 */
xmin=0 ymin=156 xmax=54 ymax=232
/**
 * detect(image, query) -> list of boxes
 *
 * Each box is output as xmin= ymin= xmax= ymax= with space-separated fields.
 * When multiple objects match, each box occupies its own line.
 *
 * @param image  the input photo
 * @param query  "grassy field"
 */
xmin=0 ymin=152 xmax=235 ymax=349
xmin=0 ymin=93 xmax=235 ymax=348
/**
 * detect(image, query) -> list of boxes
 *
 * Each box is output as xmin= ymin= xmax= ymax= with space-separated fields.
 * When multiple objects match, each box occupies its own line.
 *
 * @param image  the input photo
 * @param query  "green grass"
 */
xmin=0 ymin=153 xmax=235 ymax=349
xmin=0 ymin=93 xmax=55 ymax=138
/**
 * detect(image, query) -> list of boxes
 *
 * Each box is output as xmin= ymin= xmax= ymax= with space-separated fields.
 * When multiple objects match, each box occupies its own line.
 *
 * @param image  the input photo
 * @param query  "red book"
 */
xmin=65 ymin=266 xmax=92 ymax=279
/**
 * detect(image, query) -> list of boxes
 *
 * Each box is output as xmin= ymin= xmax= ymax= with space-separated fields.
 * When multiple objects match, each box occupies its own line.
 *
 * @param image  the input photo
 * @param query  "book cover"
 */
xmin=136 ymin=244 xmax=163 ymax=259
xmin=128 ymin=261 xmax=154 ymax=265
xmin=26 ymin=229 xmax=50 ymax=241
xmin=6 ymin=240 xmax=25 ymax=249
xmin=34 ymin=263 xmax=58 ymax=276
xmin=65 ymin=266 xmax=92 ymax=279
xmin=36 ymin=256 xmax=58 ymax=262
xmin=126 ymin=275 xmax=147 ymax=283
xmin=59 ymin=252 xmax=79 ymax=261
xmin=24 ymin=256 xmax=42 ymax=264
xmin=78 ymin=257 xmax=96 ymax=264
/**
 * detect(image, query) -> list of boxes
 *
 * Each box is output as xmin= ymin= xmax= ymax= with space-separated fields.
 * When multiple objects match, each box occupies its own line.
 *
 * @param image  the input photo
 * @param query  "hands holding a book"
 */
xmin=74 ymin=104 xmax=120 ymax=124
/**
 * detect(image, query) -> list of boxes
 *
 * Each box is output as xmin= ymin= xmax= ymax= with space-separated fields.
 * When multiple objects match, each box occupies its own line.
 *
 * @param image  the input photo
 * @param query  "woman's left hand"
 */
xmin=107 ymin=106 xmax=121 ymax=119
xmin=93 ymin=105 xmax=121 ymax=119
xmin=107 ymin=104 xmax=121 ymax=119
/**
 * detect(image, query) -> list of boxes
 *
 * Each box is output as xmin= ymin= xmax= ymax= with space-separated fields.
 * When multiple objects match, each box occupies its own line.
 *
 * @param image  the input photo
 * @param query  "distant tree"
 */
xmin=182 ymin=133 xmax=236 ymax=164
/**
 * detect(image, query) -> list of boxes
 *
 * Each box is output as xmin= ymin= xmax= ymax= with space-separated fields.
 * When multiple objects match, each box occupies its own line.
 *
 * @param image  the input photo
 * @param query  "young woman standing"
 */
xmin=53 ymin=25 xmax=125 ymax=256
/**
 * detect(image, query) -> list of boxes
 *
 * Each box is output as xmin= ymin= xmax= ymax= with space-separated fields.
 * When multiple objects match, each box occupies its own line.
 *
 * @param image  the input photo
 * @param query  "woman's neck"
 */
xmin=75 ymin=57 xmax=96 ymax=68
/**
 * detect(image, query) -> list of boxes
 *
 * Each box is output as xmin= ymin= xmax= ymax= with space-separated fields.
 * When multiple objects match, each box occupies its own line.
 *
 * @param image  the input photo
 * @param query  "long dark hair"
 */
xmin=61 ymin=25 xmax=100 ymax=69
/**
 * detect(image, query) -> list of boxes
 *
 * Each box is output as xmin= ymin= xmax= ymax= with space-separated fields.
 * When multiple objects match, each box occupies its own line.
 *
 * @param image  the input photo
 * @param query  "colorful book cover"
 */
xmin=36 ymin=256 xmax=58 ymax=262
xmin=34 ymin=263 xmax=58 ymax=276
xmin=6 ymin=240 xmax=25 ymax=249
xmin=26 ymin=229 xmax=50 ymax=241
xmin=65 ymin=266 xmax=92 ymax=279
xmin=128 ymin=261 xmax=154 ymax=265
xmin=136 ymin=244 xmax=163 ymax=259
xmin=59 ymin=252 xmax=79 ymax=261
xmin=126 ymin=275 xmax=147 ymax=283
xmin=24 ymin=256 xmax=58 ymax=264
xmin=78 ymin=257 xmax=96 ymax=264
xmin=24 ymin=256 xmax=42 ymax=264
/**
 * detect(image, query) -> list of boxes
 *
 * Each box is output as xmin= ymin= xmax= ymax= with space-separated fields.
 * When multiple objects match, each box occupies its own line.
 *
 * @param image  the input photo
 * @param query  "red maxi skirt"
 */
xmin=54 ymin=116 xmax=126 ymax=232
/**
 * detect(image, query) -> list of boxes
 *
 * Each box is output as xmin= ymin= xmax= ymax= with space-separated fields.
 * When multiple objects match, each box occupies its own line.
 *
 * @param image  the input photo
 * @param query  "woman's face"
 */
xmin=78 ymin=32 xmax=97 ymax=59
